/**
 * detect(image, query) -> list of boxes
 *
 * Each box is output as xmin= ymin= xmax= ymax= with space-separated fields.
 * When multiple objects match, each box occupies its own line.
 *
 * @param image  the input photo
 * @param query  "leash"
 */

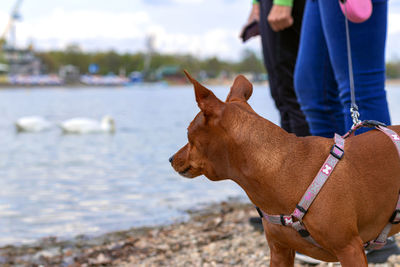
xmin=340 ymin=0 xmax=388 ymax=135
xmin=340 ymin=0 xmax=361 ymax=127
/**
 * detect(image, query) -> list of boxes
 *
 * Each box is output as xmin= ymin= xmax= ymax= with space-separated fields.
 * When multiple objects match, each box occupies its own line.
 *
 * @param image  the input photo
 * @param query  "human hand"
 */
xmin=247 ymin=3 xmax=260 ymax=23
xmin=267 ymin=4 xmax=293 ymax=32
xmin=240 ymin=3 xmax=261 ymax=42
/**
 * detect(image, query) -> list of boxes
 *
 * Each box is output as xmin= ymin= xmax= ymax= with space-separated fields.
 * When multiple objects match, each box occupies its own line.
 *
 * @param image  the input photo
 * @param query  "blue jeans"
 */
xmin=294 ymin=0 xmax=390 ymax=138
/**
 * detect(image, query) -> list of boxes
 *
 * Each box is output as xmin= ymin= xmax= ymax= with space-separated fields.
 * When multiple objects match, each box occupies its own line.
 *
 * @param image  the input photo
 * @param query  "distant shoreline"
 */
xmin=385 ymin=79 xmax=400 ymax=85
xmin=0 ymin=79 xmax=400 ymax=89
xmin=0 ymin=83 xmax=129 ymax=89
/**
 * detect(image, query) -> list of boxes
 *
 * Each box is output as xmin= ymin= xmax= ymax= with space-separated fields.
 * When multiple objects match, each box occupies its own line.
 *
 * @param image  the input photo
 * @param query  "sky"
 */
xmin=0 ymin=0 xmax=399 ymax=61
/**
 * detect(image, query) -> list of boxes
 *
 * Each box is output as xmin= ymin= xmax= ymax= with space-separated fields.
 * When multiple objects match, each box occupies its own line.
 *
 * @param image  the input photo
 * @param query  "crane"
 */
xmin=1 ymin=0 xmax=24 ymax=49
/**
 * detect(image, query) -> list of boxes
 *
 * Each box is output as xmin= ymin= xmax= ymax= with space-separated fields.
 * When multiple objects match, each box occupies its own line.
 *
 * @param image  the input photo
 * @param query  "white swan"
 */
xmin=60 ymin=116 xmax=116 ymax=134
xmin=15 ymin=116 xmax=52 ymax=132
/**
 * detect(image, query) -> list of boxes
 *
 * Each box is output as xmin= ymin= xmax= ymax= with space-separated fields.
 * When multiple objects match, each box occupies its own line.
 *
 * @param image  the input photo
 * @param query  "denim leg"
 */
xmin=294 ymin=0 xmax=345 ymax=138
xmin=318 ymin=0 xmax=391 ymax=131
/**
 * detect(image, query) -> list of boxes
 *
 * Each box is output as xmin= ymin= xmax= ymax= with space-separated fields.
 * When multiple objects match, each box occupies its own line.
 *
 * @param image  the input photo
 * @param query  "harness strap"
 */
xmin=259 ymin=134 xmax=345 ymax=247
xmin=293 ymin=134 xmax=345 ymax=221
xmin=256 ymin=207 xmax=293 ymax=226
xmin=292 ymin=221 xmax=321 ymax=247
xmin=257 ymin=124 xmax=400 ymax=250
xmin=257 ymin=210 xmax=321 ymax=247
xmin=364 ymin=125 xmax=400 ymax=250
xmin=389 ymin=196 xmax=400 ymax=225
xmin=376 ymin=126 xmax=400 ymax=157
xmin=364 ymin=193 xmax=400 ymax=250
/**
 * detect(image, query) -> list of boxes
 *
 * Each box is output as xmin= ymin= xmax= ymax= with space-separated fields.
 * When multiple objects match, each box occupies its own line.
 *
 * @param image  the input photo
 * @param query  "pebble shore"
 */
xmin=1 ymin=200 xmax=400 ymax=266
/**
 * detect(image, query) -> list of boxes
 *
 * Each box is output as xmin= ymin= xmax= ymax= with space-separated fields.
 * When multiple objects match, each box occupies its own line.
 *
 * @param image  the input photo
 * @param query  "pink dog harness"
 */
xmin=257 ymin=121 xmax=400 ymax=250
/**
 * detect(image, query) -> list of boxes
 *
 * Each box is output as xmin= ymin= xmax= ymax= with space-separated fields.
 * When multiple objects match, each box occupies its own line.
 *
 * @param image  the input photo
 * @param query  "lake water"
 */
xmin=0 ymin=84 xmax=399 ymax=246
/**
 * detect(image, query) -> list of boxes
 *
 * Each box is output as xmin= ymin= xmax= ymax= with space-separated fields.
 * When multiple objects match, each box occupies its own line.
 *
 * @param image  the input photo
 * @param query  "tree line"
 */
xmin=35 ymin=45 xmax=265 ymax=78
xmin=386 ymin=62 xmax=400 ymax=79
xmin=5 ymin=44 xmax=400 ymax=79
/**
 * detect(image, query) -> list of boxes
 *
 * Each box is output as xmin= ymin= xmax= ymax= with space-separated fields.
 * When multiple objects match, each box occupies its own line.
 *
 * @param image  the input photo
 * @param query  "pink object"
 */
xmin=339 ymin=0 xmax=373 ymax=23
xmin=259 ymin=123 xmax=400 ymax=250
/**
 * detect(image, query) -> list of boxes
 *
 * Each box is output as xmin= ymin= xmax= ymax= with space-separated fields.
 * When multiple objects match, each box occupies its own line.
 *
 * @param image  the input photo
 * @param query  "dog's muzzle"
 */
xmin=179 ymin=166 xmax=192 ymax=176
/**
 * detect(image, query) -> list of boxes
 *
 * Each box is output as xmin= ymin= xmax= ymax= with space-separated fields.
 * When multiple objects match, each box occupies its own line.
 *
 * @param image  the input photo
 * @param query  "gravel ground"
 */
xmin=1 ymin=201 xmax=400 ymax=266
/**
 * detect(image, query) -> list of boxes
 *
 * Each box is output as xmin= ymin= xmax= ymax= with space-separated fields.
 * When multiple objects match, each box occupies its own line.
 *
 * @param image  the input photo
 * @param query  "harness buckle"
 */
xmin=298 ymin=229 xmax=311 ymax=238
xmin=280 ymin=215 xmax=293 ymax=226
xmin=330 ymin=144 xmax=344 ymax=160
xmin=389 ymin=209 xmax=400 ymax=224
xmin=362 ymin=120 xmax=387 ymax=128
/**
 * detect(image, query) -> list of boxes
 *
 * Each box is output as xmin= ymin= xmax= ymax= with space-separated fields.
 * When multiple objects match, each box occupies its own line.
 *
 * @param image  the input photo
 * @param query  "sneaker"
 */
xmin=295 ymin=253 xmax=323 ymax=265
xmin=366 ymin=237 xmax=400 ymax=263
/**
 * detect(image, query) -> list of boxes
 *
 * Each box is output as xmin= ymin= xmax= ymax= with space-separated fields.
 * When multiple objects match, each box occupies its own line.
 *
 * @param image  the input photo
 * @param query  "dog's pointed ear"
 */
xmin=184 ymin=70 xmax=224 ymax=117
xmin=226 ymin=75 xmax=253 ymax=102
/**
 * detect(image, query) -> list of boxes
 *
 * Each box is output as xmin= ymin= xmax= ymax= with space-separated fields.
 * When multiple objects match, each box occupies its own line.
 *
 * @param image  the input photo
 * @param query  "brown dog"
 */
xmin=170 ymin=72 xmax=400 ymax=266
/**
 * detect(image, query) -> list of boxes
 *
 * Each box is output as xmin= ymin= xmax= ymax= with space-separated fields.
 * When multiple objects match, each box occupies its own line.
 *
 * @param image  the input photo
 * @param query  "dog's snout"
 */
xmin=169 ymin=155 xmax=174 ymax=163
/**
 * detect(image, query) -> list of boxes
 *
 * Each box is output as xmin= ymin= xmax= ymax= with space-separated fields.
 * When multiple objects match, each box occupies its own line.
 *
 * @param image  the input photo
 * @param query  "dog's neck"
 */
xmin=220 ymin=109 xmax=316 ymax=215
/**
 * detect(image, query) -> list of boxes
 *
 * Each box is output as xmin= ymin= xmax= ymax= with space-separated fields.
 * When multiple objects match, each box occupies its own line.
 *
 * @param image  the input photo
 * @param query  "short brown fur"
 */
xmin=170 ymin=72 xmax=400 ymax=266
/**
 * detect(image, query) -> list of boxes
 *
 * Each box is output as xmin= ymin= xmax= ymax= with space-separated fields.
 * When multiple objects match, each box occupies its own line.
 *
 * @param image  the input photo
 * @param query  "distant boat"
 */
xmin=15 ymin=116 xmax=52 ymax=132
xmin=59 ymin=116 xmax=115 ymax=134
xmin=8 ymin=74 xmax=63 ymax=86
xmin=80 ymin=74 xmax=129 ymax=86
xmin=129 ymin=71 xmax=143 ymax=84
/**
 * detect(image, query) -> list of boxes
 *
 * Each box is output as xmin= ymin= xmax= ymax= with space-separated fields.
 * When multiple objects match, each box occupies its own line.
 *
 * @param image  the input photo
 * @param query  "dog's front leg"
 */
xmin=268 ymin=243 xmax=295 ymax=267
xmin=262 ymin=218 xmax=295 ymax=266
xmin=334 ymin=236 xmax=367 ymax=267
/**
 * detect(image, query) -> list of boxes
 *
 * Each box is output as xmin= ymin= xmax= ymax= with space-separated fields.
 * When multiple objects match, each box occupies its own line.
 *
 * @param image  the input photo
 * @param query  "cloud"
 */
xmin=388 ymin=12 xmax=400 ymax=35
xmin=13 ymin=8 xmax=152 ymax=51
xmin=19 ymin=9 xmax=150 ymax=40
xmin=3 ymin=0 xmax=395 ymax=61
xmin=386 ymin=4 xmax=400 ymax=60
xmin=387 ymin=33 xmax=400 ymax=60
xmin=172 ymin=0 xmax=204 ymax=4
xmin=8 ymin=6 xmax=257 ymax=60
xmin=0 ymin=10 xmax=10 ymax=37
xmin=143 ymin=0 xmax=204 ymax=5
xmin=0 ymin=0 xmax=257 ymax=60
xmin=389 ymin=1 xmax=400 ymax=13
xmin=147 ymin=26 xmax=253 ymax=59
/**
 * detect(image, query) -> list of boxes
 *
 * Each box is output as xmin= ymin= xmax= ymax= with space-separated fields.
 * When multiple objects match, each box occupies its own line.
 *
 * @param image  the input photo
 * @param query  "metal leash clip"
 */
xmin=350 ymin=106 xmax=361 ymax=127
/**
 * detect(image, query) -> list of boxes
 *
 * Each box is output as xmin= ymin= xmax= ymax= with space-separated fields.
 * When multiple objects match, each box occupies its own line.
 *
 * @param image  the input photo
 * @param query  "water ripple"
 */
xmin=0 ymin=85 xmax=397 ymax=246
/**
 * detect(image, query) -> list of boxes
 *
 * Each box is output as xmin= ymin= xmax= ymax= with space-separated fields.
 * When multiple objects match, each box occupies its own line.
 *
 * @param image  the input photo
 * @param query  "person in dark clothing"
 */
xmin=242 ymin=0 xmax=309 ymax=136
xmin=242 ymin=0 xmax=314 ymax=263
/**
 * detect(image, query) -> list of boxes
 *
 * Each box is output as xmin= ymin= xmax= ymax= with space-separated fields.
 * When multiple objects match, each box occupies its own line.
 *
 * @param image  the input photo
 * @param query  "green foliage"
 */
xmin=34 ymin=47 xmax=265 ymax=78
xmin=236 ymin=49 xmax=264 ymax=74
xmin=0 ymin=51 xmax=6 ymax=64
xmin=386 ymin=62 xmax=400 ymax=79
xmin=0 ymin=39 xmax=7 ymax=64
xmin=15 ymin=44 xmax=400 ymax=80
